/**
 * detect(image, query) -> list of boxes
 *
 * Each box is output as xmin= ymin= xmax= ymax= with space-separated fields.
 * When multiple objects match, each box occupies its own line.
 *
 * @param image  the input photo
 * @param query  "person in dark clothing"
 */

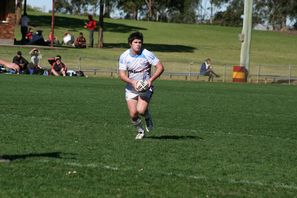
xmin=20 ymin=13 xmax=30 ymax=43
xmin=51 ymin=55 xmax=67 ymax=76
xmin=200 ymin=58 xmax=220 ymax=82
xmin=74 ymin=32 xmax=86 ymax=48
xmin=12 ymin=51 xmax=29 ymax=74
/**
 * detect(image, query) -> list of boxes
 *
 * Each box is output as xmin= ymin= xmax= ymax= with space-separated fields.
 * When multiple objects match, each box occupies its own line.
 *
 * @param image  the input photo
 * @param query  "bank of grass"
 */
xmin=1 ymin=10 xmax=296 ymax=76
xmin=0 ymin=75 xmax=297 ymax=197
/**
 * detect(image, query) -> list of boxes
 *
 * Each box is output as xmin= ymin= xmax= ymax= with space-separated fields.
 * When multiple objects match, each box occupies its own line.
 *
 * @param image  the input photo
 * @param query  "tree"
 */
xmin=97 ymin=0 xmax=104 ymax=48
xmin=216 ymin=0 xmax=297 ymax=30
xmin=116 ymin=0 xmax=143 ymax=20
xmin=145 ymin=0 xmax=153 ymax=20
xmin=212 ymin=0 xmax=244 ymax=26
xmin=55 ymin=0 xmax=88 ymax=14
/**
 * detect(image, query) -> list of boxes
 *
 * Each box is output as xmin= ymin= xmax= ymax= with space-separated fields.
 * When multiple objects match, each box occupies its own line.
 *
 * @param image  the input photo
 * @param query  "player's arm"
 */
xmin=118 ymin=70 xmax=137 ymax=89
xmin=148 ymin=61 xmax=164 ymax=86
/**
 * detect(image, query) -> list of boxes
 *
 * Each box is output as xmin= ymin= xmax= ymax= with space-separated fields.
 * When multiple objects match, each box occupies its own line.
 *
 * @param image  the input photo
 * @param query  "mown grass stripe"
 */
xmin=38 ymin=159 xmax=297 ymax=191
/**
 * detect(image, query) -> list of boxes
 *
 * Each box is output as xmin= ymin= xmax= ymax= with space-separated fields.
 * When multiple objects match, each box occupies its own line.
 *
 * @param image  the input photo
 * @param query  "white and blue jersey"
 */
xmin=119 ymin=48 xmax=159 ymax=89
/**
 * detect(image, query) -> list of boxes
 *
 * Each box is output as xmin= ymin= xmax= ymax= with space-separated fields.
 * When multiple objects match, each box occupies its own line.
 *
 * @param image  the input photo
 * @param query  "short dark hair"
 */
xmin=128 ymin=32 xmax=143 ymax=44
xmin=55 ymin=55 xmax=62 ymax=60
xmin=17 ymin=51 xmax=22 ymax=55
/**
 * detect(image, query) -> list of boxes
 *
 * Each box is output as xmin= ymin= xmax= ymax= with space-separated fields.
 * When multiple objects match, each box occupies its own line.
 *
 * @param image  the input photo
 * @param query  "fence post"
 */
xmin=256 ymin=65 xmax=259 ymax=83
xmin=94 ymin=69 xmax=97 ymax=75
xmin=223 ymin=64 xmax=226 ymax=82
xmin=78 ymin=57 xmax=82 ymax=71
xmin=289 ymin=65 xmax=291 ymax=85
xmin=189 ymin=61 xmax=193 ymax=81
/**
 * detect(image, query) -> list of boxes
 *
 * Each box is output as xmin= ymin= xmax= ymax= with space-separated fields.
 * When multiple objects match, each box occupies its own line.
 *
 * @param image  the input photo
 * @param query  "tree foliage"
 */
xmin=212 ymin=0 xmax=297 ymax=29
xmin=55 ymin=0 xmax=88 ymax=14
xmin=53 ymin=0 xmax=297 ymax=29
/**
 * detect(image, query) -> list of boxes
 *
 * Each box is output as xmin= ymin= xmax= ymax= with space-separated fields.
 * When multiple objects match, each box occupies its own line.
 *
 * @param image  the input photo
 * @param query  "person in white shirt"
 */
xmin=118 ymin=32 xmax=164 ymax=140
xmin=28 ymin=48 xmax=43 ymax=74
xmin=63 ymin=32 xmax=75 ymax=46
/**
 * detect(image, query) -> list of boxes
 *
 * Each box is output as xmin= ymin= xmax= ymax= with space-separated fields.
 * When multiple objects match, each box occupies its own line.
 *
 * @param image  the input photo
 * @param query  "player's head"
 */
xmin=55 ymin=55 xmax=62 ymax=61
xmin=128 ymin=32 xmax=143 ymax=45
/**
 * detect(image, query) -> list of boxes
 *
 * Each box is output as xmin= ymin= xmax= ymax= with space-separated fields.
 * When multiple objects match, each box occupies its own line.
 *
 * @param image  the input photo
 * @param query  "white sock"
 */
xmin=132 ymin=117 xmax=144 ymax=133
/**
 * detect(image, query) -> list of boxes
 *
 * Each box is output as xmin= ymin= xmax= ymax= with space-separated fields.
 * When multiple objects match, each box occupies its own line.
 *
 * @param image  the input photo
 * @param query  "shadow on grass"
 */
xmin=104 ymin=43 xmax=196 ymax=52
xmin=146 ymin=135 xmax=203 ymax=140
xmin=30 ymin=15 xmax=146 ymax=33
xmin=47 ymin=43 xmax=196 ymax=53
xmin=1 ymin=152 xmax=76 ymax=161
xmin=24 ymin=15 xmax=196 ymax=53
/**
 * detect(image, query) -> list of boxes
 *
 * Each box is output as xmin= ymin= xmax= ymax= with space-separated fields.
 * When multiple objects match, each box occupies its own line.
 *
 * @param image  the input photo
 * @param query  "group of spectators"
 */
xmin=62 ymin=32 xmax=87 ymax=48
xmin=19 ymin=13 xmax=96 ymax=49
xmin=22 ymin=28 xmax=87 ymax=49
xmin=0 ymin=49 xmax=67 ymax=77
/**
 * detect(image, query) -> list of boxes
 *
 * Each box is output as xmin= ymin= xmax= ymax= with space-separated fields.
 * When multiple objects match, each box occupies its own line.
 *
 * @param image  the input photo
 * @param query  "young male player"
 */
xmin=118 ymin=32 xmax=164 ymax=140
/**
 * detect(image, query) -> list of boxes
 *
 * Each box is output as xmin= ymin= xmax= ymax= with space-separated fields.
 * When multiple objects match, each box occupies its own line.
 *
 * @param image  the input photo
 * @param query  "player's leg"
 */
xmin=61 ymin=68 xmax=67 ymax=76
xmin=210 ymin=69 xmax=220 ymax=78
xmin=138 ymin=90 xmax=154 ymax=132
xmin=127 ymin=98 xmax=145 ymax=139
xmin=0 ymin=59 xmax=20 ymax=72
xmin=144 ymin=109 xmax=153 ymax=132
xmin=51 ymin=68 xmax=60 ymax=76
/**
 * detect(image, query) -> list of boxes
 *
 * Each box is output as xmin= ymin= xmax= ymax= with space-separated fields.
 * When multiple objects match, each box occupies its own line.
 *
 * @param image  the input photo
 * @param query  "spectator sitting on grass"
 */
xmin=51 ymin=55 xmax=67 ymax=77
xmin=74 ymin=32 xmax=86 ymax=48
xmin=25 ymin=27 xmax=33 ymax=41
xmin=28 ymin=48 xmax=43 ymax=75
xmin=12 ymin=51 xmax=29 ymax=74
xmin=28 ymin=30 xmax=46 ymax=46
xmin=46 ymin=31 xmax=60 ymax=46
xmin=62 ymin=32 xmax=75 ymax=46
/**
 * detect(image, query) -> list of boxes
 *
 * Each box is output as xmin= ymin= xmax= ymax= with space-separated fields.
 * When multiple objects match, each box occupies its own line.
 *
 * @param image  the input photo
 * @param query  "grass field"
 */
xmin=0 ymin=75 xmax=296 ymax=197
xmin=1 ymin=9 xmax=297 ymax=79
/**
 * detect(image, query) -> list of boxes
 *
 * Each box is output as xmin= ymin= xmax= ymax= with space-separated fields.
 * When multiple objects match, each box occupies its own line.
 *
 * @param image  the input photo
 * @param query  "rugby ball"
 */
xmin=136 ymin=80 xmax=149 ymax=92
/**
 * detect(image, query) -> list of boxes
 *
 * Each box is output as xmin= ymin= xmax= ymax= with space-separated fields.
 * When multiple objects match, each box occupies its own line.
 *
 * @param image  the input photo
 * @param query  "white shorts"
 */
xmin=125 ymin=87 xmax=153 ymax=101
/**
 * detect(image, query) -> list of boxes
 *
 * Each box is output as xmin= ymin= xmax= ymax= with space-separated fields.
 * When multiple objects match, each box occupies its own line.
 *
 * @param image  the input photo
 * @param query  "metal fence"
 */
xmin=1 ymin=52 xmax=297 ymax=85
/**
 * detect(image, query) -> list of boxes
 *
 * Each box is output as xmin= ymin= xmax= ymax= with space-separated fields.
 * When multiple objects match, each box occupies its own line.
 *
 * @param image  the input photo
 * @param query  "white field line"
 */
xmin=38 ymin=159 xmax=297 ymax=191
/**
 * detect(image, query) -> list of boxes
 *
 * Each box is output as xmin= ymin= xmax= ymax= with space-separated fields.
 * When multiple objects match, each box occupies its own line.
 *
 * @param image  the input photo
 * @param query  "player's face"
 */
xmin=130 ymin=39 xmax=142 ymax=54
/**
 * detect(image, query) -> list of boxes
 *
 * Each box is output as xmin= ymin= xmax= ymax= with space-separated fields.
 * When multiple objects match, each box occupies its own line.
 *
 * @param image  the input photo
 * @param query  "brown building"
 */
xmin=0 ymin=0 xmax=18 ymax=45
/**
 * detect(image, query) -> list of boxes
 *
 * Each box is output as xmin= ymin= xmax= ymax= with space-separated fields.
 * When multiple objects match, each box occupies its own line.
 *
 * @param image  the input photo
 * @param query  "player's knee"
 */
xmin=137 ymin=107 xmax=146 ymax=115
xmin=129 ymin=111 xmax=138 ymax=119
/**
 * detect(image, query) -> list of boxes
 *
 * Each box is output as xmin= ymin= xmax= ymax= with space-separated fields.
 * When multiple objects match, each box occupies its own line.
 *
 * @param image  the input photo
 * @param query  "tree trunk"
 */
xmin=280 ymin=15 xmax=287 ymax=31
xmin=23 ymin=0 xmax=27 ymax=14
xmin=97 ymin=0 xmax=104 ymax=48
xmin=145 ymin=0 xmax=153 ymax=21
xmin=16 ymin=1 xmax=22 ymax=25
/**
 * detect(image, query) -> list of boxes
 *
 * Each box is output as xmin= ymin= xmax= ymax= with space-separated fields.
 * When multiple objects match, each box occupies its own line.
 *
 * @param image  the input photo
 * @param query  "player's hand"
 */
xmin=147 ymin=79 xmax=152 ymax=87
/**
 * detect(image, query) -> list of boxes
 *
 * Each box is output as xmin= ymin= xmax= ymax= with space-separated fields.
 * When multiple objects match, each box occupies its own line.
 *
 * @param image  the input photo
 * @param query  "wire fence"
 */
xmin=1 ymin=52 xmax=297 ymax=85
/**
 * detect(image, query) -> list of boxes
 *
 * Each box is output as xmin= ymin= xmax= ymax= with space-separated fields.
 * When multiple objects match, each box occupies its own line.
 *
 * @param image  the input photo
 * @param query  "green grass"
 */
xmin=1 ymin=10 xmax=297 ymax=78
xmin=0 ymin=75 xmax=297 ymax=197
